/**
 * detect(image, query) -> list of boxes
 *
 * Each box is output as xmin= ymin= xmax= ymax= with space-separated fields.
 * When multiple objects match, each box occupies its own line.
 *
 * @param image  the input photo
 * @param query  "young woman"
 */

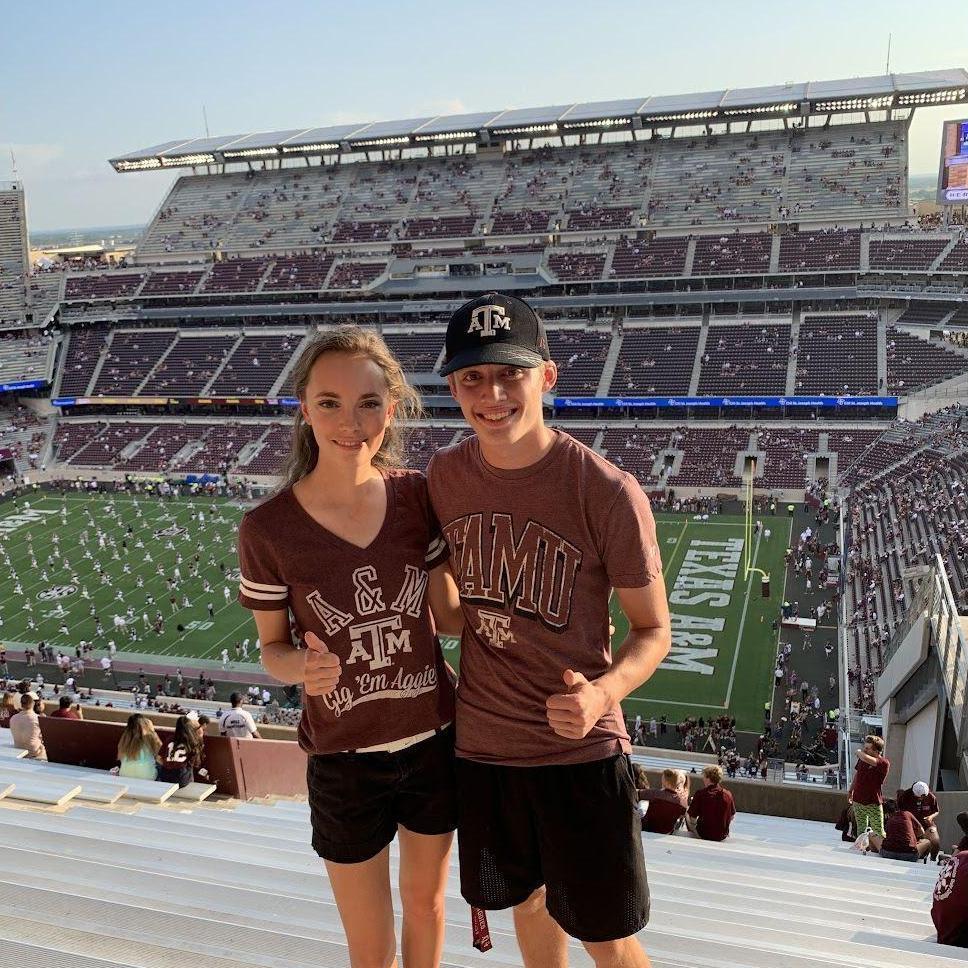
xmin=117 ymin=713 xmax=160 ymax=780
xmin=157 ymin=715 xmax=203 ymax=788
xmin=0 ymin=692 xmax=17 ymax=729
xmin=237 ymin=327 xmax=462 ymax=968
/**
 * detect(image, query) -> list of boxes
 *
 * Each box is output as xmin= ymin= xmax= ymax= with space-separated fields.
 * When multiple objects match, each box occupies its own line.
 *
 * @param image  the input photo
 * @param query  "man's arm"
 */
xmin=427 ymin=562 xmax=464 ymax=637
xmin=545 ymin=576 xmax=671 ymax=739
xmin=855 ymin=748 xmax=879 ymax=765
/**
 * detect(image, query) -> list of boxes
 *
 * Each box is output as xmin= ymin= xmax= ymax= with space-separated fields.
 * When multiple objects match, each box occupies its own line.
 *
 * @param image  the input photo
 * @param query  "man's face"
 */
xmin=447 ymin=361 xmax=557 ymax=447
xmin=863 ymin=742 xmax=879 ymax=757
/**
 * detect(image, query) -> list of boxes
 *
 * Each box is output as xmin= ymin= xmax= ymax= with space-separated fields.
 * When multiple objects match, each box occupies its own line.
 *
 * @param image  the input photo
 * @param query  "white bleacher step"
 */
xmin=0 ymin=778 xmax=81 ymax=807
xmin=0 ymin=802 xmax=958 ymax=968
xmin=169 ymin=781 xmax=217 ymax=802
xmin=0 ymin=767 xmax=124 ymax=805
xmin=28 ymin=761 xmax=179 ymax=803
xmin=0 ymin=746 xmax=28 ymax=759
xmin=0 ymin=939 xmax=137 ymax=968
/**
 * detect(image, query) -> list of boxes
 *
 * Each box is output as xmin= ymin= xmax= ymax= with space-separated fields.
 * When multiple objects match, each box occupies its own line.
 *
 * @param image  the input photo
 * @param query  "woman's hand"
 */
xmin=303 ymin=630 xmax=342 ymax=696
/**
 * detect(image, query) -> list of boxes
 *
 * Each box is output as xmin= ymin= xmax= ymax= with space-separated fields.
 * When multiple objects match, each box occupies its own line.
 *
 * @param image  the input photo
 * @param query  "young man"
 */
xmin=848 ymin=734 xmax=890 ymax=839
xmin=686 ymin=765 xmax=736 ymax=841
xmin=428 ymin=292 xmax=671 ymax=966
xmin=640 ymin=768 xmax=688 ymax=835
xmin=897 ymin=779 xmax=941 ymax=860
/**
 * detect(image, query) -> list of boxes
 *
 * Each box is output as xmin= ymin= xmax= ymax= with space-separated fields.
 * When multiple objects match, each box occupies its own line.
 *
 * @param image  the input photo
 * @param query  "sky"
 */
xmin=4 ymin=0 xmax=968 ymax=231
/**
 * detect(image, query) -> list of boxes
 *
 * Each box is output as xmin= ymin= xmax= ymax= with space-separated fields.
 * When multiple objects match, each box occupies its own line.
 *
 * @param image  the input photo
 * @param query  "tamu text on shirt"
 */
xmin=443 ymin=512 xmax=583 ymax=631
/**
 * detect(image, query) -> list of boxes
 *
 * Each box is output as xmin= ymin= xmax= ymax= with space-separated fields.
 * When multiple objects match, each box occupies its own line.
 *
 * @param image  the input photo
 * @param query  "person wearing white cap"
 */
xmin=898 ymin=780 xmax=941 ymax=860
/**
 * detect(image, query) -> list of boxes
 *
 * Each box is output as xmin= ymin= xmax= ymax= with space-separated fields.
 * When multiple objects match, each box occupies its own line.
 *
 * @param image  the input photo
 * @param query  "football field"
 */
xmin=0 ymin=493 xmax=789 ymax=730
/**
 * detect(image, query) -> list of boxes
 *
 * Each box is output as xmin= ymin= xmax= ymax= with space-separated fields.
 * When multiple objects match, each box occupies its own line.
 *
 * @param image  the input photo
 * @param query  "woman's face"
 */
xmin=300 ymin=352 xmax=395 ymax=472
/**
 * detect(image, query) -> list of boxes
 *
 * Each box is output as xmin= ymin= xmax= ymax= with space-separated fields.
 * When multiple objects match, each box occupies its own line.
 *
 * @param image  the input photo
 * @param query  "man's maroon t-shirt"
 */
xmin=897 ymin=788 xmax=938 ymax=826
xmin=881 ymin=810 xmax=920 ymax=853
xmin=641 ymin=788 xmax=688 ymax=834
xmin=427 ymin=431 xmax=662 ymax=767
xmin=852 ymin=755 xmax=889 ymax=805
xmin=934 ymin=851 xmax=968 ymax=947
xmin=237 ymin=470 xmax=456 ymax=755
xmin=688 ymin=783 xmax=736 ymax=841
xmin=48 ymin=708 xmax=80 ymax=720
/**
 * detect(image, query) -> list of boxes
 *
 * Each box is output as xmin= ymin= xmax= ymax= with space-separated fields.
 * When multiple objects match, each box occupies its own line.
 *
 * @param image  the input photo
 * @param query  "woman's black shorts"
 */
xmin=456 ymin=753 xmax=649 ymax=943
xmin=306 ymin=726 xmax=457 ymax=864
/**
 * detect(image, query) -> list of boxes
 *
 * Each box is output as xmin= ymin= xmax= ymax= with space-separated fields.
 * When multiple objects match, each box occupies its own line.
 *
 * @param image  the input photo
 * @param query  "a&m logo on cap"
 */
xmin=467 ymin=303 xmax=511 ymax=339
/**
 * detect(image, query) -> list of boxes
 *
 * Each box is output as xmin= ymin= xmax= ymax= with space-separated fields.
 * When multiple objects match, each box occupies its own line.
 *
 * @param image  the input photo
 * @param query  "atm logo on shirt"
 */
xmin=443 ymin=512 xmax=582 ymax=630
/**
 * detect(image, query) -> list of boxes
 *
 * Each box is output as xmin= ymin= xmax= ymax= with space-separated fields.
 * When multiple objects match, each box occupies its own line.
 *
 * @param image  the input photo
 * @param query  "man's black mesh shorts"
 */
xmin=455 ymin=753 xmax=650 ymax=943
xmin=306 ymin=726 xmax=457 ymax=864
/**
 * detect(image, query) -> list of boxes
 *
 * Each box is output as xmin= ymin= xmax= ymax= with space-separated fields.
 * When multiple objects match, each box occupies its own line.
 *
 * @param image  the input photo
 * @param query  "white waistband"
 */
xmin=345 ymin=723 xmax=452 ymax=755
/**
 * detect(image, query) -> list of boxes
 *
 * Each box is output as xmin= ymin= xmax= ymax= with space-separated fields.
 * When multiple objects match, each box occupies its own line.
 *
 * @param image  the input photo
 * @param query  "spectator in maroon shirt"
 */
xmin=897 ymin=780 xmax=940 ymax=859
xmin=870 ymin=798 xmax=931 ymax=861
xmin=934 ymin=851 xmax=968 ymax=947
xmin=48 ymin=696 xmax=82 ymax=720
xmin=642 ymin=768 xmax=688 ymax=834
xmin=848 ymin=734 xmax=889 ymax=838
xmin=686 ymin=765 xmax=736 ymax=841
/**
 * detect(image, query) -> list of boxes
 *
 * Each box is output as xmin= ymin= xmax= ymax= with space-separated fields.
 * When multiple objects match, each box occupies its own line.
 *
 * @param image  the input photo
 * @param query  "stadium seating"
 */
xmin=886 ymin=329 xmax=968 ymax=393
xmin=0 ymin=791 xmax=951 ymax=967
xmin=57 ymin=325 xmax=109 ymax=396
xmin=64 ymin=272 xmax=144 ymax=300
xmin=131 ymin=122 xmax=909 ymax=265
xmin=795 ymin=314 xmax=879 ymax=395
xmin=201 ymin=257 xmax=269 ymax=294
xmin=327 ymin=260 xmax=386 ymax=289
xmin=670 ymin=427 xmax=750 ymax=487
xmin=610 ymin=236 xmax=689 ymax=277
xmin=263 ymin=254 xmax=335 ymax=291
xmin=869 ymin=236 xmax=951 ymax=271
xmin=697 ymin=322 xmax=791 ymax=394
xmin=692 ymin=233 xmax=772 ymax=275
xmin=0 ymin=332 xmax=54 ymax=386
xmin=548 ymin=250 xmax=607 ymax=281
xmin=208 ymin=333 xmax=300 ymax=395
xmin=139 ymin=334 xmax=237 ymax=395
xmin=938 ymin=237 xmax=968 ymax=272
xmin=549 ymin=329 xmax=612 ymax=394
xmin=609 ymin=327 xmax=701 ymax=395
xmin=380 ymin=331 xmax=443 ymax=373
xmin=600 ymin=428 xmax=673 ymax=486
xmin=779 ymin=229 xmax=861 ymax=272
xmin=93 ymin=331 xmax=177 ymax=395
xmin=139 ymin=269 xmax=205 ymax=296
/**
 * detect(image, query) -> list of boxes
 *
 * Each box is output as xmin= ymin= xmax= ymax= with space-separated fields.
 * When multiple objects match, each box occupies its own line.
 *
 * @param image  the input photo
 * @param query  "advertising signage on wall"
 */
xmin=553 ymin=396 xmax=898 ymax=409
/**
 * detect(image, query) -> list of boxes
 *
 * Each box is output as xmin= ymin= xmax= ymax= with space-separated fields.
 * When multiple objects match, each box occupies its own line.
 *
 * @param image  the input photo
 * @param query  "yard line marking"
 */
xmin=724 ymin=529 xmax=762 ymax=709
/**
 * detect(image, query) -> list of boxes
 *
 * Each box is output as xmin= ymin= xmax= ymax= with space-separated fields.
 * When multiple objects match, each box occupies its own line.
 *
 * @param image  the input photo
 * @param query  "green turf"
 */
xmin=610 ymin=512 xmax=792 ymax=731
xmin=0 ymin=494 xmax=789 ymax=730
xmin=0 ymin=492 xmax=253 ymax=661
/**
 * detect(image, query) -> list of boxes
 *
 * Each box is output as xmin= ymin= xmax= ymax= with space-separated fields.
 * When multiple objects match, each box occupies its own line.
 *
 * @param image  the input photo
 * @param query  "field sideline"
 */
xmin=0 ymin=494 xmax=789 ymax=729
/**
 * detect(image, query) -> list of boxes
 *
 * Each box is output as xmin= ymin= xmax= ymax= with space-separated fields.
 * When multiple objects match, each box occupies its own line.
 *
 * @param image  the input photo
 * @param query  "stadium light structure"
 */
xmin=280 ymin=142 xmax=340 ymax=154
xmin=114 ymin=158 xmax=163 ymax=171
xmin=413 ymin=130 xmax=478 ymax=142
xmin=161 ymin=153 xmax=215 ymax=167
xmin=222 ymin=147 xmax=280 ymax=160
xmin=561 ymin=117 xmax=633 ymax=130
xmin=108 ymin=68 xmax=968 ymax=174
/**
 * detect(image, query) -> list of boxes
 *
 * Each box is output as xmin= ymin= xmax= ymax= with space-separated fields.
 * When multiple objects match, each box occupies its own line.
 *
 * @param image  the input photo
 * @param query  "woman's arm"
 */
xmin=427 ymin=562 xmax=464 ymax=637
xmin=252 ymin=610 xmax=341 ymax=696
xmin=253 ymin=610 xmax=305 ymax=685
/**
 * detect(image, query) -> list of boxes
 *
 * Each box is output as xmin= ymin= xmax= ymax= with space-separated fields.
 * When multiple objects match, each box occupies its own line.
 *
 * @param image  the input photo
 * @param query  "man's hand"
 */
xmin=546 ymin=669 xmax=611 ymax=739
xmin=303 ymin=630 xmax=342 ymax=697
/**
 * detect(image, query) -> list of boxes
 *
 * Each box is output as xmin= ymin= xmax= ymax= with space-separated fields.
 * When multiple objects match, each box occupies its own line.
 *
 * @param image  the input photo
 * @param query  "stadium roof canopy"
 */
xmin=111 ymin=68 xmax=968 ymax=172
